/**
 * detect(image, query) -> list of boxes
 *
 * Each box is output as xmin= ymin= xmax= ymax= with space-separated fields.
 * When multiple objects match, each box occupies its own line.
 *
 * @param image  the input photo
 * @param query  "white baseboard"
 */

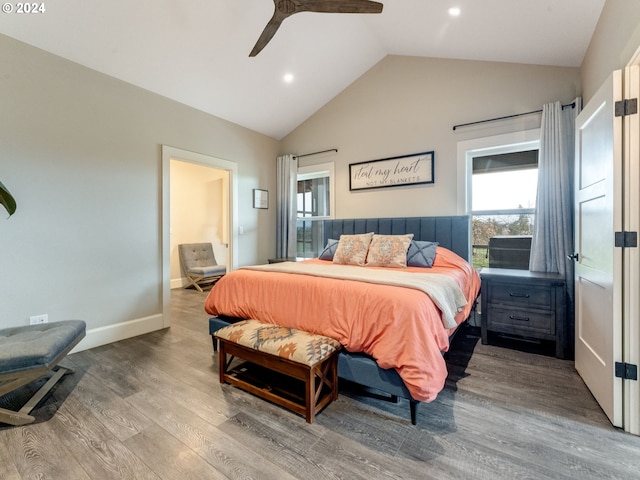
xmin=171 ymin=277 xmax=186 ymax=289
xmin=69 ymin=313 xmax=165 ymax=353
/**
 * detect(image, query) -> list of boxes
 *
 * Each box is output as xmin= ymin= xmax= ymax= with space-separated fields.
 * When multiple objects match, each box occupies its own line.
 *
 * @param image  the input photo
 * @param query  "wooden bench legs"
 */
xmin=218 ymin=339 xmax=339 ymax=423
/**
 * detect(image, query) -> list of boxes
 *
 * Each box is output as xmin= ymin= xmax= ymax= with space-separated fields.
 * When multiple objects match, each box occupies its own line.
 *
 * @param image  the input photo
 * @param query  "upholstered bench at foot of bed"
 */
xmin=214 ymin=319 xmax=341 ymax=423
xmin=0 ymin=320 xmax=86 ymax=426
xmin=210 ymin=316 xmax=421 ymax=424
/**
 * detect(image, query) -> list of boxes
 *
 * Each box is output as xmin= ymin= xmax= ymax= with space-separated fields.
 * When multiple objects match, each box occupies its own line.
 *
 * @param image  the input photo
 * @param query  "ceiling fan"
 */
xmin=250 ymin=0 xmax=384 ymax=57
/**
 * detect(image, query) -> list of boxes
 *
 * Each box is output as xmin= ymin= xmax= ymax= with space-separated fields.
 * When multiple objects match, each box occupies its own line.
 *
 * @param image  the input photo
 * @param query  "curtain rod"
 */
xmin=294 ymin=148 xmax=338 ymax=159
xmin=452 ymin=102 xmax=576 ymax=131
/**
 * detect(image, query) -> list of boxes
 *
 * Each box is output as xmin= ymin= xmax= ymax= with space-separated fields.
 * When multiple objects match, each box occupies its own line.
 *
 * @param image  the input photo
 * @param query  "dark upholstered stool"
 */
xmin=0 ymin=320 xmax=86 ymax=426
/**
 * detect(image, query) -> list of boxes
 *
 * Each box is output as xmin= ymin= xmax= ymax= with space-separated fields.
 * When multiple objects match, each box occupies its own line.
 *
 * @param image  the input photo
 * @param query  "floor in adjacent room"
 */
xmin=1 ymin=288 xmax=639 ymax=480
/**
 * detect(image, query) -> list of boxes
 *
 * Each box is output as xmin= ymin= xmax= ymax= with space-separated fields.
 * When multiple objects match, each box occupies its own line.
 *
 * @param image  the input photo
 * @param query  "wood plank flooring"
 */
xmin=2 ymin=288 xmax=640 ymax=479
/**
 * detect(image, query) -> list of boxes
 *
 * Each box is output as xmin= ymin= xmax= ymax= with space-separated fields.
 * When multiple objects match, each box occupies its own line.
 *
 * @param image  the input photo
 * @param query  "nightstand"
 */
xmin=268 ymin=257 xmax=297 ymax=263
xmin=480 ymin=268 xmax=568 ymax=359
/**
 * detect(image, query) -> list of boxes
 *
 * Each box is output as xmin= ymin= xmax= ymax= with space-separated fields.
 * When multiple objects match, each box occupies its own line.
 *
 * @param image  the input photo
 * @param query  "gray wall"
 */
xmin=282 ymin=0 xmax=640 ymax=221
xmin=282 ymin=0 xmax=640 ymax=228
xmin=3 ymin=0 xmax=640 ymax=348
xmin=0 ymin=35 xmax=279 ymax=341
xmin=281 ymin=56 xmax=581 ymax=218
xmin=581 ymin=0 xmax=640 ymax=103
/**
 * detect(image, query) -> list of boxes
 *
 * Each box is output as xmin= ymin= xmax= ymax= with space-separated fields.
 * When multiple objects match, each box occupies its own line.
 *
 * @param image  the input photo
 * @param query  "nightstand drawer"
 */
xmin=487 ymin=305 xmax=555 ymax=336
xmin=489 ymin=282 xmax=552 ymax=309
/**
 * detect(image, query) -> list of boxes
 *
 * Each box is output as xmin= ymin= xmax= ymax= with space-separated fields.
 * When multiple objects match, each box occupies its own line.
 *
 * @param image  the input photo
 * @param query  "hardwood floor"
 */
xmin=2 ymin=288 xmax=639 ymax=479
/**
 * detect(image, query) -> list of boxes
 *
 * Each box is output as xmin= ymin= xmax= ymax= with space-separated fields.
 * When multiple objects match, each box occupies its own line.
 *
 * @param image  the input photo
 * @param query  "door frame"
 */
xmin=623 ymin=59 xmax=640 ymax=435
xmin=161 ymin=145 xmax=238 ymax=328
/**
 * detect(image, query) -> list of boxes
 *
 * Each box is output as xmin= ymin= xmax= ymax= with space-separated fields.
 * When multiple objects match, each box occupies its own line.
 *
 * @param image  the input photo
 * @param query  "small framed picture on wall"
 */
xmin=253 ymin=189 xmax=269 ymax=209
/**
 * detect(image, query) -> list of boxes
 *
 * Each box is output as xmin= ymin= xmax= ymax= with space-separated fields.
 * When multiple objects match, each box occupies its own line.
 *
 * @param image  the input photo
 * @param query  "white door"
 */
xmin=574 ymin=70 xmax=624 ymax=427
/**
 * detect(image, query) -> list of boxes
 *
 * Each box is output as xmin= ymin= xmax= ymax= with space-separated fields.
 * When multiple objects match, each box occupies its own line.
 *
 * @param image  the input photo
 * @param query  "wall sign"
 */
xmin=349 ymin=151 xmax=434 ymax=191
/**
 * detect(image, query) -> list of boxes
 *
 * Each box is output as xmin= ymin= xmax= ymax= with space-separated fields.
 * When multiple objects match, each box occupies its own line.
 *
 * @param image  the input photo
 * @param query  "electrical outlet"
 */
xmin=29 ymin=314 xmax=48 ymax=325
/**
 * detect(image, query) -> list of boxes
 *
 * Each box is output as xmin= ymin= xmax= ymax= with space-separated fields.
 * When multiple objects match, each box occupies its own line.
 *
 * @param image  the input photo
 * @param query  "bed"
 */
xmin=205 ymin=215 xmax=480 ymax=424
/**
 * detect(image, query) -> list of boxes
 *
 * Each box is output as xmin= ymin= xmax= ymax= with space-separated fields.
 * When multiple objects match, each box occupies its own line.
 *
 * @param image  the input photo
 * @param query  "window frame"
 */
xmin=456 ymin=129 xmax=541 ymax=216
xmin=457 ymin=130 xmax=540 ymax=269
xmin=296 ymin=162 xmax=335 ymax=221
xmin=296 ymin=162 xmax=335 ymax=259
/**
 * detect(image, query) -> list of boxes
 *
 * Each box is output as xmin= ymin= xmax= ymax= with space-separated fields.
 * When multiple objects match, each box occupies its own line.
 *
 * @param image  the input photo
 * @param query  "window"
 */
xmin=298 ymin=176 xmax=330 ymax=218
xmin=296 ymin=162 xmax=335 ymax=258
xmin=471 ymin=150 xmax=538 ymax=269
xmin=457 ymin=130 xmax=540 ymax=270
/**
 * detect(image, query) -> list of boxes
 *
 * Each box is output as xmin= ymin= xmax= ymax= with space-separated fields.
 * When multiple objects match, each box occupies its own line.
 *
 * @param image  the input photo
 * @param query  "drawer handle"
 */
xmin=509 ymin=315 xmax=530 ymax=322
xmin=509 ymin=292 xmax=530 ymax=298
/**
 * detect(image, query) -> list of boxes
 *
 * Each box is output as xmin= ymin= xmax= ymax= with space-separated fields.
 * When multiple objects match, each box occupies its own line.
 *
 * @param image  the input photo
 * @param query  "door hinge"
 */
xmin=615 ymin=98 xmax=638 ymax=117
xmin=615 ymin=362 xmax=638 ymax=381
xmin=614 ymin=231 xmax=638 ymax=248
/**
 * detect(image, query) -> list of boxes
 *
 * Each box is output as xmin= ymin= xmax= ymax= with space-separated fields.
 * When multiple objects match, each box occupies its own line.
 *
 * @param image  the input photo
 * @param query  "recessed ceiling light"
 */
xmin=448 ymin=7 xmax=461 ymax=17
xmin=283 ymin=73 xmax=294 ymax=83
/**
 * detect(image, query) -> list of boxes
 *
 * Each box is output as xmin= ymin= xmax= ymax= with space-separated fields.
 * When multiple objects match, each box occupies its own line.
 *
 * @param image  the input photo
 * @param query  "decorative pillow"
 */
xmin=406 ymin=240 xmax=439 ymax=267
xmin=319 ymin=239 xmax=339 ymax=261
xmin=333 ymin=233 xmax=374 ymax=266
xmin=365 ymin=234 xmax=414 ymax=268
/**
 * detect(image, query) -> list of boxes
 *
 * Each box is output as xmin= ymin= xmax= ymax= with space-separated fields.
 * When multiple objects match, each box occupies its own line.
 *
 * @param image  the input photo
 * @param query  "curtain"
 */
xmin=276 ymin=154 xmax=298 ymax=259
xmin=529 ymin=97 xmax=582 ymax=309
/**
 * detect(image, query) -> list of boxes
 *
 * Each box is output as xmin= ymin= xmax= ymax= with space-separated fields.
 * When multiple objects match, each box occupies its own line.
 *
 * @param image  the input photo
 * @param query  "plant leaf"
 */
xmin=0 ymin=180 xmax=17 ymax=217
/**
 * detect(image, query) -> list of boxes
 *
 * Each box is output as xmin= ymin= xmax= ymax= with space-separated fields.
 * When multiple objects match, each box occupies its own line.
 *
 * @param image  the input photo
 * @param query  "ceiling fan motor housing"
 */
xmin=277 ymin=0 xmax=296 ymax=14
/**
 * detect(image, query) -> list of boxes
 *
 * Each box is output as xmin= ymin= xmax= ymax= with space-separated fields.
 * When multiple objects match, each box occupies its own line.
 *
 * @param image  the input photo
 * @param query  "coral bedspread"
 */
xmin=204 ymin=247 xmax=480 ymax=402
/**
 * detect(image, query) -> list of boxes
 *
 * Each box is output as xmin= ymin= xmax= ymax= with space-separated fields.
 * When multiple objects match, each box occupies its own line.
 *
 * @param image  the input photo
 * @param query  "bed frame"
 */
xmin=209 ymin=215 xmax=472 ymax=425
xmin=323 ymin=215 xmax=472 ymax=425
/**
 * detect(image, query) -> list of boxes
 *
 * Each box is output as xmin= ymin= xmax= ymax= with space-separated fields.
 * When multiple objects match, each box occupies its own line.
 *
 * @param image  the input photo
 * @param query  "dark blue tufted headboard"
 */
xmin=322 ymin=216 xmax=471 ymax=261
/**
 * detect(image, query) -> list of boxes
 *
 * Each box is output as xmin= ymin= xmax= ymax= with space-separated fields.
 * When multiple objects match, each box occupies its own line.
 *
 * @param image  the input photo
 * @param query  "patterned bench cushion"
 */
xmin=214 ymin=319 xmax=341 ymax=367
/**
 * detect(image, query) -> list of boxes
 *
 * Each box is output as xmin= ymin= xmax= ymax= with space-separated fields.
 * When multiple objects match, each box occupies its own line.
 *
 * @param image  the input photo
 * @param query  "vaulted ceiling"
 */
xmin=0 ymin=0 xmax=605 ymax=139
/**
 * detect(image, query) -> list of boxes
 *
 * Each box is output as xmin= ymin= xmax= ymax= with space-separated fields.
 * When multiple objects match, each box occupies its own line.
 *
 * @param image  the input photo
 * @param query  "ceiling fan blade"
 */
xmin=249 ymin=0 xmax=383 ymax=56
xmin=249 ymin=14 xmax=287 ymax=57
xmin=295 ymin=0 xmax=383 ymax=14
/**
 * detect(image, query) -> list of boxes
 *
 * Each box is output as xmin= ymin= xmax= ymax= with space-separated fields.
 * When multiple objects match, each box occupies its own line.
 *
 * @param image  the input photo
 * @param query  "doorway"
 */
xmin=161 ymin=145 xmax=238 ymax=328
xmin=169 ymin=160 xmax=228 ymax=289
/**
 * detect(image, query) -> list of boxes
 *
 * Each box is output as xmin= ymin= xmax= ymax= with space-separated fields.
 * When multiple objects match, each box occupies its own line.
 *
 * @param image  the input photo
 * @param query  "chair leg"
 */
xmin=0 ymin=366 xmax=74 ymax=427
xmin=184 ymin=274 xmax=204 ymax=292
xmin=184 ymin=273 xmax=224 ymax=292
xmin=0 ymin=407 xmax=35 ymax=426
xmin=185 ymin=279 xmax=204 ymax=292
xmin=19 ymin=367 xmax=68 ymax=416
